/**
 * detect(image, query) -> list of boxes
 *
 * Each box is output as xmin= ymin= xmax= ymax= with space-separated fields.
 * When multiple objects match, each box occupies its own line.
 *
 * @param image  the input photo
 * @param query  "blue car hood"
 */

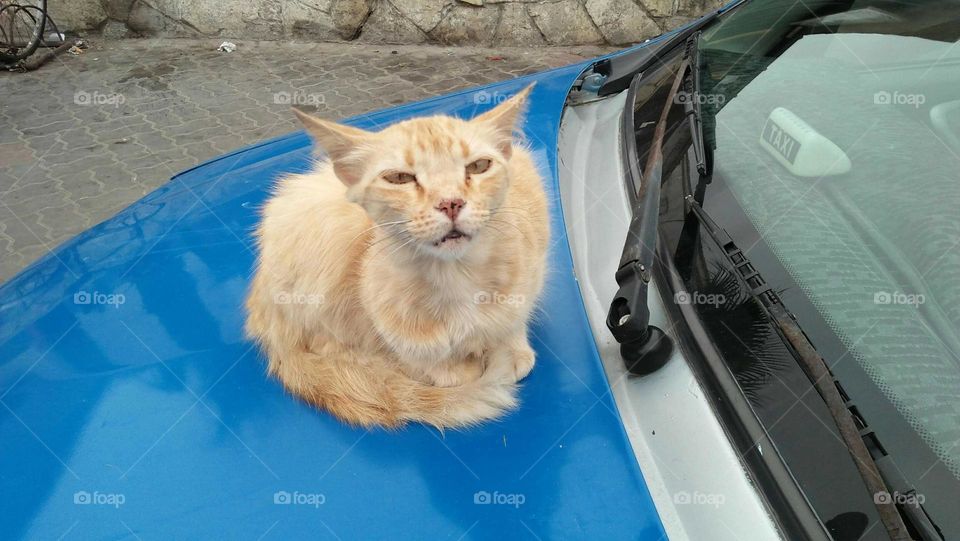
xmin=0 ymin=63 xmax=667 ymax=540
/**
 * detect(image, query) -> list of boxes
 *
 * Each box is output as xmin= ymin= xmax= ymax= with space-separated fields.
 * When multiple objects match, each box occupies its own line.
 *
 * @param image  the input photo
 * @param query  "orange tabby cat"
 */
xmin=245 ymin=85 xmax=548 ymax=428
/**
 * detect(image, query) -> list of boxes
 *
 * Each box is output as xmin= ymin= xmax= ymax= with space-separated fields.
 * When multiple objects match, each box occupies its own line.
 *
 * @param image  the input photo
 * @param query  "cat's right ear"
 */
xmin=293 ymin=108 xmax=369 ymax=185
xmin=473 ymin=83 xmax=534 ymax=160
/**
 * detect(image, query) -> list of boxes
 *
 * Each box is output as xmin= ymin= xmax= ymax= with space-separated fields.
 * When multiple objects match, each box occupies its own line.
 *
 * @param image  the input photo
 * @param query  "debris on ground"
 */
xmin=7 ymin=38 xmax=82 ymax=72
xmin=217 ymin=41 xmax=237 ymax=53
xmin=66 ymin=39 xmax=88 ymax=55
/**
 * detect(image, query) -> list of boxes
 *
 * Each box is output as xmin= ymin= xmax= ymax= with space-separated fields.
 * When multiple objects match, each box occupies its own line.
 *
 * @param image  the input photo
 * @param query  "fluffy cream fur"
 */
xmin=245 ymin=85 xmax=549 ymax=428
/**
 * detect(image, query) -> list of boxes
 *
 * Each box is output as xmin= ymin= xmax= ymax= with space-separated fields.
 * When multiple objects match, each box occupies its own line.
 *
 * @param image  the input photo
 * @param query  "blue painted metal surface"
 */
xmin=0 ymin=62 xmax=668 ymax=540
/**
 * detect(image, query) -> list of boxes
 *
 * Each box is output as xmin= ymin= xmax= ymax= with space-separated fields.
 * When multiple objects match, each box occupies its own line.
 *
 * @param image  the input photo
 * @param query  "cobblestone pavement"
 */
xmin=0 ymin=38 xmax=610 ymax=282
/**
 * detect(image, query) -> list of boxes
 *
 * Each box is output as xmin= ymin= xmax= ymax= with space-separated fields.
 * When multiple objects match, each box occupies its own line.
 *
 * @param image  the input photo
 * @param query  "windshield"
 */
xmin=686 ymin=0 xmax=960 ymax=537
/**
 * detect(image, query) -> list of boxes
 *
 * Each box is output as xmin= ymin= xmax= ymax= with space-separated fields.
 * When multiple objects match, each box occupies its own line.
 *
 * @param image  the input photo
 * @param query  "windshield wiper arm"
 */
xmin=606 ymin=53 xmax=693 ymax=375
xmin=607 ymin=31 xmax=715 ymax=375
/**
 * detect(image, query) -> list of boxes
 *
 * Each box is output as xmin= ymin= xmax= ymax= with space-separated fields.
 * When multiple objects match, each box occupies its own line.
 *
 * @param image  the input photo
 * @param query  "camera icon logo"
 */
xmin=274 ymin=491 xmax=292 ymax=504
xmin=73 ymin=491 xmax=91 ymax=504
xmin=473 ymin=491 xmax=491 ymax=504
xmin=74 ymin=90 xmax=92 ymax=106
xmin=674 ymin=291 xmax=692 ymax=305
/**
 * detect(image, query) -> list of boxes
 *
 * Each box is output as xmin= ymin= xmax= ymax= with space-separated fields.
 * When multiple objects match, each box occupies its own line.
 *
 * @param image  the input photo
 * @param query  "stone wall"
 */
xmin=49 ymin=0 xmax=723 ymax=46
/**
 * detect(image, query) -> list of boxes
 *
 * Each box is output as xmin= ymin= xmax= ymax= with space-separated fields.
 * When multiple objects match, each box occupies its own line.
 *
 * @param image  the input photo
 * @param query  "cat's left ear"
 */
xmin=473 ymin=83 xmax=535 ymax=160
xmin=293 ymin=108 xmax=370 ymax=185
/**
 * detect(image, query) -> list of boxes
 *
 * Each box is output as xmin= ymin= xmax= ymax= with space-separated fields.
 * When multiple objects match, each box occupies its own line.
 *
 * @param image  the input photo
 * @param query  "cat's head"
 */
xmin=294 ymin=84 xmax=533 ymax=260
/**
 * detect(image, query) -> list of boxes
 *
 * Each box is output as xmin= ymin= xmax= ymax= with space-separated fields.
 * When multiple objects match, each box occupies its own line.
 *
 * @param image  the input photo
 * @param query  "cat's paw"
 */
xmin=484 ymin=338 xmax=536 ymax=383
xmin=510 ymin=344 xmax=536 ymax=383
xmin=424 ymin=358 xmax=484 ymax=387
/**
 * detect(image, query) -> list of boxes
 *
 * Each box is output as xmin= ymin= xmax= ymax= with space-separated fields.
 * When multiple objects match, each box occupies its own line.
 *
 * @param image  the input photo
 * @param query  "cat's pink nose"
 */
xmin=436 ymin=198 xmax=466 ymax=221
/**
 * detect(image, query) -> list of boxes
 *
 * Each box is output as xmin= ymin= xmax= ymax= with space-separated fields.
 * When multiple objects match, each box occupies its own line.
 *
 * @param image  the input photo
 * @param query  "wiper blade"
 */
xmin=873 ymin=453 xmax=943 ymax=540
xmin=682 ymin=32 xmax=709 ymax=177
xmin=606 ymin=54 xmax=693 ymax=374
xmin=683 ymin=195 xmax=917 ymax=541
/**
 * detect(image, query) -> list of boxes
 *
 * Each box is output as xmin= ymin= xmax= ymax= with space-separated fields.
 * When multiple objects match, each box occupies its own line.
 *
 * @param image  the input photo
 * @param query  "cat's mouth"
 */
xmin=434 ymin=229 xmax=472 ymax=246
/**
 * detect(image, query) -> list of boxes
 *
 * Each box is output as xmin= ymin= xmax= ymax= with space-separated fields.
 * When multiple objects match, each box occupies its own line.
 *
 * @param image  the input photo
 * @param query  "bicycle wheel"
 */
xmin=0 ymin=0 xmax=47 ymax=63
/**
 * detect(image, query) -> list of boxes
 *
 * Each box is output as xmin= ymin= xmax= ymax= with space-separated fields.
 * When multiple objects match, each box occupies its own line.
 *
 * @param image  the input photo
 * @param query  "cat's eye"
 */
xmin=466 ymin=158 xmax=492 ymax=175
xmin=383 ymin=171 xmax=417 ymax=184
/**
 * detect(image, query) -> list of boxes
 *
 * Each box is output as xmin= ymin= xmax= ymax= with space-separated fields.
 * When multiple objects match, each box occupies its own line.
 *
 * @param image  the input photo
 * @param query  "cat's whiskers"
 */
xmin=481 ymin=222 xmax=509 ymax=239
xmin=486 ymin=218 xmax=535 ymax=247
xmin=362 ymin=222 xmax=413 ymax=253
xmin=491 ymin=207 xmax=536 ymax=223
xmin=490 ymin=210 xmax=537 ymax=230
xmin=365 ymin=236 xmax=397 ymax=255
xmin=368 ymin=229 xmax=415 ymax=260
xmin=348 ymin=219 xmax=411 ymax=247
xmin=385 ymin=236 xmax=418 ymax=259
xmin=482 ymin=221 xmax=535 ymax=250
